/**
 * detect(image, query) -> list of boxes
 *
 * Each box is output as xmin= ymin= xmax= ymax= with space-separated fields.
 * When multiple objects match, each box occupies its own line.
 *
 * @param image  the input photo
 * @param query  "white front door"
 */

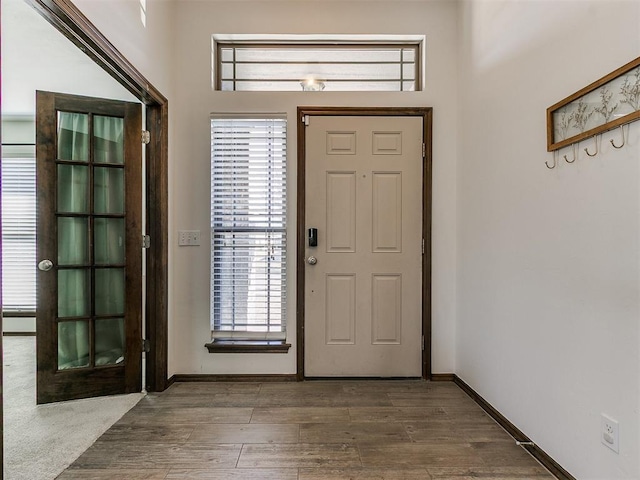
xmin=304 ymin=115 xmax=423 ymax=377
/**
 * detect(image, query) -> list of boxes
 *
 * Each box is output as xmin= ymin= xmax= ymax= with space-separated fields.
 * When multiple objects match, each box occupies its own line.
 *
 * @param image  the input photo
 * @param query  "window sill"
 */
xmin=205 ymin=339 xmax=291 ymax=354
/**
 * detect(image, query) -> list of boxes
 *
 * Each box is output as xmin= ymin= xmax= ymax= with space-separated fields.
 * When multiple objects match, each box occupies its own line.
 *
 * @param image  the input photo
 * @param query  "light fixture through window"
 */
xmin=300 ymin=78 xmax=325 ymax=92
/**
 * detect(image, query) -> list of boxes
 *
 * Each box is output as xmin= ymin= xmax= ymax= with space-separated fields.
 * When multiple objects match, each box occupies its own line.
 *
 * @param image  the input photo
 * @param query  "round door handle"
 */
xmin=307 ymin=256 xmax=318 ymax=265
xmin=38 ymin=259 xmax=54 ymax=272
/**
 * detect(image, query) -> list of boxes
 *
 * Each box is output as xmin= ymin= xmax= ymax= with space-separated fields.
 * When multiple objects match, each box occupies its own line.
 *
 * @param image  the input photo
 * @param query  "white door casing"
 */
xmin=304 ymin=115 xmax=423 ymax=377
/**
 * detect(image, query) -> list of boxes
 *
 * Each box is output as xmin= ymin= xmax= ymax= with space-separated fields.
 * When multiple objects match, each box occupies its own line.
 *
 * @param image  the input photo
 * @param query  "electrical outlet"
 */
xmin=601 ymin=414 xmax=619 ymax=453
xmin=178 ymin=230 xmax=201 ymax=246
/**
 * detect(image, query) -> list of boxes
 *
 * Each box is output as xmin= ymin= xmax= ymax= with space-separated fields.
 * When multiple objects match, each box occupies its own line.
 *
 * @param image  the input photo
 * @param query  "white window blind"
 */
xmin=1 ymin=145 xmax=37 ymax=312
xmin=210 ymin=116 xmax=287 ymax=338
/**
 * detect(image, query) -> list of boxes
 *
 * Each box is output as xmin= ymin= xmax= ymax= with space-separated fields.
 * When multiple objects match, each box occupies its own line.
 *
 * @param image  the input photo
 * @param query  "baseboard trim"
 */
xmin=430 ymin=373 xmax=456 ymax=382
xmin=2 ymin=332 xmax=36 ymax=337
xmin=170 ymin=374 xmax=297 ymax=383
xmin=305 ymin=376 xmax=422 ymax=381
xmin=452 ymin=374 xmax=576 ymax=480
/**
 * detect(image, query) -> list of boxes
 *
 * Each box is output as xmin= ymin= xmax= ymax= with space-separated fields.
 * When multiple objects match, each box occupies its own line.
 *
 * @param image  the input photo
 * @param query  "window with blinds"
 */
xmin=1 ymin=145 xmax=37 ymax=313
xmin=215 ymin=40 xmax=421 ymax=92
xmin=210 ymin=116 xmax=287 ymax=338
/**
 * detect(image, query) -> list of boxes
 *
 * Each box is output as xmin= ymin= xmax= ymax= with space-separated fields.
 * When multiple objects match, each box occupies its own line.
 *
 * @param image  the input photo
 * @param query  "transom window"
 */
xmin=214 ymin=38 xmax=422 ymax=92
xmin=210 ymin=116 xmax=287 ymax=339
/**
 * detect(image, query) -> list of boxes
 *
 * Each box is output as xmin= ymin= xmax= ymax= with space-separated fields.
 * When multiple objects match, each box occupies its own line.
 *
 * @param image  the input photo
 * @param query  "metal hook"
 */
xmin=563 ymin=144 xmax=576 ymax=164
xmin=545 ymin=150 xmax=558 ymax=169
xmin=610 ymin=125 xmax=626 ymax=149
xmin=584 ymin=136 xmax=598 ymax=157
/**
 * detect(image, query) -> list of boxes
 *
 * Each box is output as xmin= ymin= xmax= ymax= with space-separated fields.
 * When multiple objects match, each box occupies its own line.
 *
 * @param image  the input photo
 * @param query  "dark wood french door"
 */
xmin=35 ymin=91 xmax=143 ymax=404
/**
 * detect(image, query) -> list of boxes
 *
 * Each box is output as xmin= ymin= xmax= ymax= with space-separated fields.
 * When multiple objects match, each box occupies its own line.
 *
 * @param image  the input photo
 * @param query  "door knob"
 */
xmin=307 ymin=256 xmax=318 ymax=265
xmin=38 ymin=259 xmax=54 ymax=271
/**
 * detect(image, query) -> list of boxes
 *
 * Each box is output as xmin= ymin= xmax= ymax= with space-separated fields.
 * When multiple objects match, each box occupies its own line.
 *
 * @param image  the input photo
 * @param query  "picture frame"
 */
xmin=547 ymin=56 xmax=640 ymax=152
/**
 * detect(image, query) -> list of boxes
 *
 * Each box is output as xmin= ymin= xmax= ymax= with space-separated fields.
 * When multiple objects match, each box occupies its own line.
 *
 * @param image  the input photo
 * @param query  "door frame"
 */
xmin=296 ymin=106 xmax=433 ymax=380
xmin=25 ymin=0 xmax=169 ymax=392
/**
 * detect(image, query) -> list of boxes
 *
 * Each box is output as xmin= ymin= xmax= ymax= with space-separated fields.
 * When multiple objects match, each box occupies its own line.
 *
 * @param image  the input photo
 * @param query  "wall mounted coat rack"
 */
xmin=545 ymin=56 xmax=640 ymax=168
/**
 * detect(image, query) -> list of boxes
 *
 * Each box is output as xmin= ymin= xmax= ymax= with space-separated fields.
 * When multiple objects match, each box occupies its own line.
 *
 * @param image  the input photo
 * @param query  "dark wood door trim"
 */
xmin=26 ymin=0 xmax=166 ymax=106
xmin=296 ymin=107 xmax=433 ymax=380
xmin=144 ymin=102 xmax=169 ymax=392
xmin=26 ymin=0 xmax=169 ymax=392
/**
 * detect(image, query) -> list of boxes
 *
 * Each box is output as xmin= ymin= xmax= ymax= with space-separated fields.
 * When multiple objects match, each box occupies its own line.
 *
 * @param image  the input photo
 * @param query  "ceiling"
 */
xmin=1 ymin=0 xmax=136 ymax=117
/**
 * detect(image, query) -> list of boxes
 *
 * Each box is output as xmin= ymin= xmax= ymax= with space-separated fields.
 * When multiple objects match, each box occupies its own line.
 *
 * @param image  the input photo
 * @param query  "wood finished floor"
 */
xmin=59 ymin=380 xmax=555 ymax=480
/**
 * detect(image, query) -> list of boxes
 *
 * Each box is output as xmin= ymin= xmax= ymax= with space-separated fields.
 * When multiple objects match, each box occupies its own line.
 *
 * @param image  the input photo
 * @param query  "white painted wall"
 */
xmin=168 ymin=0 xmax=459 ymax=376
xmin=457 ymin=1 xmax=640 ymax=478
xmin=71 ymin=0 xmax=175 ymax=97
xmin=61 ymin=0 xmax=176 ymax=374
xmin=1 ymin=0 xmax=137 ymax=115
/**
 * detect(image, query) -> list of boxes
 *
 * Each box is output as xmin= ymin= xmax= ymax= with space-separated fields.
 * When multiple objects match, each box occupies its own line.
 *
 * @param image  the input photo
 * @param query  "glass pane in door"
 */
xmin=94 ymin=218 xmax=125 ymax=264
xmin=57 ymin=112 xmax=89 ymax=162
xmin=58 ymin=269 xmax=90 ymax=317
xmin=94 ymin=167 xmax=124 ymax=214
xmin=57 ymin=165 xmax=89 ymax=213
xmin=95 ymin=268 xmax=125 ymax=315
xmin=95 ymin=318 xmax=125 ymax=366
xmin=58 ymin=320 xmax=90 ymax=369
xmin=58 ymin=217 xmax=89 ymax=266
xmin=94 ymin=116 xmax=124 ymax=164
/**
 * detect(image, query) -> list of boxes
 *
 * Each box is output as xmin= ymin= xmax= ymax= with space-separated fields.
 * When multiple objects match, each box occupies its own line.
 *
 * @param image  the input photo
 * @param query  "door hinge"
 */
xmin=422 ymin=238 xmax=425 ymax=255
xmin=141 ymin=130 xmax=151 ymax=145
xmin=142 ymin=338 xmax=151 ymax=353
xmin=422 ymin=143 xmax=426 ymax=158
xmin=303 ymin=114 xmax=310 ymax=126
xmin=142 ymin=234 xmax=151 ymax=249
xmin=421 ymin=335 xmax=425 ymax=351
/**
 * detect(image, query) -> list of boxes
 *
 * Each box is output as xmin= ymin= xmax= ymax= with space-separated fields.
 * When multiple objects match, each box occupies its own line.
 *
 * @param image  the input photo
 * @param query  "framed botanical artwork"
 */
xmin=547 ymin=56 xmax=640 ymax=151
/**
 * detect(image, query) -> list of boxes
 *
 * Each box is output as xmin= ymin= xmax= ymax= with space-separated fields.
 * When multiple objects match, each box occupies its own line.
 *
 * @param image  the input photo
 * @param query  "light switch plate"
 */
xmin=178 ymin=230 xmax=201 ymax=246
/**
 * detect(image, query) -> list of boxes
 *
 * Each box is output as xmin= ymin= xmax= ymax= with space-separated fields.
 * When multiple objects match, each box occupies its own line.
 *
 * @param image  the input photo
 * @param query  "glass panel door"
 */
xmin=36 ymin=91 xmax=142 ymax=404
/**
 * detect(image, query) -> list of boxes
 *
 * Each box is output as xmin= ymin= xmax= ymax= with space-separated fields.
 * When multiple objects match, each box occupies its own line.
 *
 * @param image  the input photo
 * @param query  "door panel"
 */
xmin=372 ymin=274 xmax=402 ymax=344
xmin=326 ymin=172 xmax=356 ymax=252
xmin=36 ymin=91 xmax=142 ymax=404
xmin=305 ymin=115 xmax=423 ymax=377
xmin=325 ymin=274 xmax=356 ymax=344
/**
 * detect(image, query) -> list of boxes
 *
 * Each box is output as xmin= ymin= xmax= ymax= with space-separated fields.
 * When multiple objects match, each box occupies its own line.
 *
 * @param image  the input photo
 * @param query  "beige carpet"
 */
xmin=3 ymin=336 xmax=144 ymax=480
